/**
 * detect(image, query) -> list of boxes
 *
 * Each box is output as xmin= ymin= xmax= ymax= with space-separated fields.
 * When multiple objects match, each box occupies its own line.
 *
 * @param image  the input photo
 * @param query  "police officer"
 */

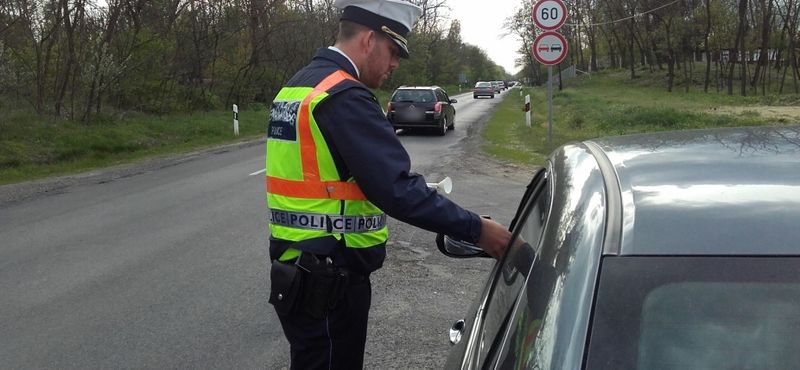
xmin=266 ymin=0 xmax=513 ymax=368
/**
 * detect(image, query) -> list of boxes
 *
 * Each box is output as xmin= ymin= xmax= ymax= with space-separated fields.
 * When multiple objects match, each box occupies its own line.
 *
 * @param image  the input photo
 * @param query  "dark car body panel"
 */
xmin=443 ymin=126 xmax=800 ymax=370
xmin=588 ymin=127 xmax=800 ymax=256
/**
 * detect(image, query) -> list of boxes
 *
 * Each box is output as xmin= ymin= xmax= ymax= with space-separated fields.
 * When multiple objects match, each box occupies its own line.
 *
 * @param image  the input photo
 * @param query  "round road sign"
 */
xmin=533 ymin=0 xmax=567 ymax=31
xmin=533 ymin=31 xmax=568 ymax=65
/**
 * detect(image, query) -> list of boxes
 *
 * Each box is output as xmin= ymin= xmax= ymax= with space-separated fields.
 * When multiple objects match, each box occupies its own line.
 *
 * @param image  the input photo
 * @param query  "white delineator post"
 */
xmin=233 ymin=104 xmax=239 ymax=135
xmin=525 ymin=95 xmax=531 ymax=127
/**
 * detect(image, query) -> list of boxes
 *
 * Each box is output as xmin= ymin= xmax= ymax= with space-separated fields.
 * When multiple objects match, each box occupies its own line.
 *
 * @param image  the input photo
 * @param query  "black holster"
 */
xmin=268 ymin=253 xmax=349 ymax=319
xmin=268 ymin=259 xmax=304 ymax=316
xmin=297 ymin=253 xmax=349 ymax=319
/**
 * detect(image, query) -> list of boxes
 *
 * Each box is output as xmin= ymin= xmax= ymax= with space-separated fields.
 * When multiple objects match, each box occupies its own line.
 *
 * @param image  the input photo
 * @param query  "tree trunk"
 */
xmin=703 ymin=0 xmax=712 ymax=92
xmin=737 ymin=0 xmax=749 ymax=96
xmin=628 ymin=16 xmax=636 ymax=79
xmin=751 ymin=0 xmax=773 ymax=93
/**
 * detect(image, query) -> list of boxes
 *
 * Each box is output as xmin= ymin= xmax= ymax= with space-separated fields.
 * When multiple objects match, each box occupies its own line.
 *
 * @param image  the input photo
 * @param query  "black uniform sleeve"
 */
xmin=315 ymin=87 xmax=482 ymax=244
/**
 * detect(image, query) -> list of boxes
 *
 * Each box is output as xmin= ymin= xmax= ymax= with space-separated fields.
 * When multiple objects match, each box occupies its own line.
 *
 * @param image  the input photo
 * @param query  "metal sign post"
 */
xmin=548 ymin=66 xmax=553 ymax=141
xmin=532 ymin=0 xmax=568 ymax=143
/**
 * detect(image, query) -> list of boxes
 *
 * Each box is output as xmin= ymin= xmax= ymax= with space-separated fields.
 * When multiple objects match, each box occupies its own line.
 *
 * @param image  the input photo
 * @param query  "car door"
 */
xmin=444 ymin=169 xmax=551 ymax=370
xmin=438 ymin=89 xmax=455 ymax=121
xmin=444 ymin=142 xmax=609 ymax=370
xmin=485 ymin=145 xmax=608 ymax=370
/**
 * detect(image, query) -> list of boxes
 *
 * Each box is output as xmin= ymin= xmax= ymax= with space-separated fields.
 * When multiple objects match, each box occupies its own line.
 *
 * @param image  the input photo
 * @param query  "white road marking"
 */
xmin=249 ymin=169 xmax=266 ymax=176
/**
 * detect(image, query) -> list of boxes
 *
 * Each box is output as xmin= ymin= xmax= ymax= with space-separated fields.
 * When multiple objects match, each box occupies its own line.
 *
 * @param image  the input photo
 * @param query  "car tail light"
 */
xmin=434 ymin=103 xmax=441 ymax=114
xmin=387 ymin=102 xmax=392 ymax=112
xmin=474 ymin=88 xmax=479 ymax=91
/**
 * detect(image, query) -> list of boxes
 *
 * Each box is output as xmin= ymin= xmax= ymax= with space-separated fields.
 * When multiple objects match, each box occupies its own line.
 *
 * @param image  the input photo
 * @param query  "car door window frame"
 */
xmin=468 ymin=168 xmax=550 ymax=369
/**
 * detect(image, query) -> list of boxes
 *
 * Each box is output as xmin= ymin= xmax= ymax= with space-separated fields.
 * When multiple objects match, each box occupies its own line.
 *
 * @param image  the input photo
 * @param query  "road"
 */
xmin=0 ymin=88 xmax=532 ymax=369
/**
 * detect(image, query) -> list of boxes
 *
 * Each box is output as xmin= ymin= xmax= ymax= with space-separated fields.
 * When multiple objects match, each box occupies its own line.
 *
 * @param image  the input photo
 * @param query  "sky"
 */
xmin=447 ymin=2 xmax=526 ymax=75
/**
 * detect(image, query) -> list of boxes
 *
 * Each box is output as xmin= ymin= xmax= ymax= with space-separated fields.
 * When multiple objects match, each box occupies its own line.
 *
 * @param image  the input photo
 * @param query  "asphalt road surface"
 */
xmin=0 ymin=87 xmax=534 ymax=369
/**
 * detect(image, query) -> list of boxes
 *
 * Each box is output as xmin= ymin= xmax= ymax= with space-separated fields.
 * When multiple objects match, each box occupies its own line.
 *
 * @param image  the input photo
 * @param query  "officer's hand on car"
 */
xmin=476 ymin=218 xmax=513 ymax=260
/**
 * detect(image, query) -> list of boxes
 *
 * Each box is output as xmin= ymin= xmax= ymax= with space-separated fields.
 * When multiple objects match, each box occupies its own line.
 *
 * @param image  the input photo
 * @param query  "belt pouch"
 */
xmin=303 ymin=269 xmax=340 ymax=319
xmin=269 ymin=259 xmax=304 ymax=315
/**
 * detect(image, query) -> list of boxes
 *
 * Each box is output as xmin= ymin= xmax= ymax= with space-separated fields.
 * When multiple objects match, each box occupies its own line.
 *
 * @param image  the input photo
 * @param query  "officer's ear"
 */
xmin=361 ymin=29 xmax=378 ymax=55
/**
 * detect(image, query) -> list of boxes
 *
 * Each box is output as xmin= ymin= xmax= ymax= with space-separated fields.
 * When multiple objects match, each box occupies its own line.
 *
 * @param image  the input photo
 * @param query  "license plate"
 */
xmin=401 ymin=109 xmax=424 ymax=120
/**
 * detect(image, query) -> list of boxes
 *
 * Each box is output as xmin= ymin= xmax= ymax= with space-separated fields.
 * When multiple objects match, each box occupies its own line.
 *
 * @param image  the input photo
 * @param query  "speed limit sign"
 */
xmin=533 ymin=0 xmax=567 ymax=31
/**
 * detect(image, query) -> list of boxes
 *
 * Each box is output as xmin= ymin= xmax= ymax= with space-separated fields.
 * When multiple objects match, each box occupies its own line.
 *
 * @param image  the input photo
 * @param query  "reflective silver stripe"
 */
xmin=269 ymin=210 xmax=387 ymax=233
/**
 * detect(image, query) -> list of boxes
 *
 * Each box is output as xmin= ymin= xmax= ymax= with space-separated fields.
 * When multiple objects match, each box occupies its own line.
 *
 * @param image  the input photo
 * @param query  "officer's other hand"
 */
xmin=476 ymin=218 xmax=512 ymax=260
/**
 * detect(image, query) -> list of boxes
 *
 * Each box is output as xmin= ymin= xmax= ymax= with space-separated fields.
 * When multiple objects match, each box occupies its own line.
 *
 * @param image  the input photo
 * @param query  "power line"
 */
xmin=564 ymin=0 xmax=681 ymax=27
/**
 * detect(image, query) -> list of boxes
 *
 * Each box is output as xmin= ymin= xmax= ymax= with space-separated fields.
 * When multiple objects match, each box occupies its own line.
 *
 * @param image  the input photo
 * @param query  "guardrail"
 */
xmin=548 ymin=65 xmax=590 ymax=84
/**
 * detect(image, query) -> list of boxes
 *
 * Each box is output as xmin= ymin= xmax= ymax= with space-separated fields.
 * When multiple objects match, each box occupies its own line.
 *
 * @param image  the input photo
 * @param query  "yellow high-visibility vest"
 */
xmin=266 ymin=71 xmax=388 ymax=261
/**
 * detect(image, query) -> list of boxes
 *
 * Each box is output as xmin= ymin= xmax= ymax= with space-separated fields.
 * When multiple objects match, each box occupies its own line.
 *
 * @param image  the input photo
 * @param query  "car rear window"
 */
xmin=585 ymin=256 xmax=800 ymax=370
xmin=391 ymin=89 xmax=435 ymax=102
xmin=476 ymin=82 xmax=491 ymax=87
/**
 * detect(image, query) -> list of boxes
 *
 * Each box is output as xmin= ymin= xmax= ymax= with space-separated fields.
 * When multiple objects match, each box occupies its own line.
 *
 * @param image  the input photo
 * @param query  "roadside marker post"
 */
xmin=525 ymin=95 xmax=531 ymax=127
xmin=233 ymin=104 xmax=239 ymax=135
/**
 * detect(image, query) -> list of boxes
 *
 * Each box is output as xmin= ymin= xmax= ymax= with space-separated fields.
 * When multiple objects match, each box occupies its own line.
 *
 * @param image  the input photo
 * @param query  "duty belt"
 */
xmin=269 ymin=209 xmax=387 ymax=233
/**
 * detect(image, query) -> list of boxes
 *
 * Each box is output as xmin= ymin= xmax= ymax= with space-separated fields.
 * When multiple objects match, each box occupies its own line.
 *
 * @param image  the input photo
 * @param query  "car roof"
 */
xmin=568 ymin=126 xmax=800 ymax=256
xmin=395 ymin=85 xmax=440 ymax=90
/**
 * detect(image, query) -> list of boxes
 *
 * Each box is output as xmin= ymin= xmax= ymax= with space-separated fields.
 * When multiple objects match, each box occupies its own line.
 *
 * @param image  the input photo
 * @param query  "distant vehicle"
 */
xmin=473 ymin=82 xmax=494 ymax=99
xmin=438 ymin=125 xmax=800 ymax=370
xmin=385 ymin=85 xmax=456 ymax=136
xmin=490 ymin=81 xmax=502 ymax=93
xmin=495 ymin=81 xmax=506 ymax=91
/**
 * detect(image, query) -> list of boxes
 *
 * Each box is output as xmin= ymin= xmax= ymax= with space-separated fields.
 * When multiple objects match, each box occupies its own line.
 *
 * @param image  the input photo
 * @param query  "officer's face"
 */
xmin=363 ymin=33 xmax=400 ymax=89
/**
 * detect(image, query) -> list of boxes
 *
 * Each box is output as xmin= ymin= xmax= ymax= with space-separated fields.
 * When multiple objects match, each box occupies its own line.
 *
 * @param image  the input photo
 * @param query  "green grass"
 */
xmin=0 ymin=107 xmax=268 ymax=185
xmin=481 ymin=69 xmax=797 ymax=167
xmin=3 ymin=68 xmax=799 ymax=185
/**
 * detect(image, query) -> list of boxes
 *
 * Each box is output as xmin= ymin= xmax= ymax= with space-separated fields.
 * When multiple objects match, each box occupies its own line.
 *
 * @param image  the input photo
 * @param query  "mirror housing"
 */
xmin=436 ymin=233 xmax=491 ymax=259
xmin=450 ymin=98 xmax=458 ymax=104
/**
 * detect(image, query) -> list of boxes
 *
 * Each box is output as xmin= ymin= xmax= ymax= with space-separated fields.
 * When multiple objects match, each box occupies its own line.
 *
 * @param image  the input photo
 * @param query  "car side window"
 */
xmin=436 ymin=89 xmax=446 ymax=102
xmin=473 ymin=169 xmax=550 ymax=368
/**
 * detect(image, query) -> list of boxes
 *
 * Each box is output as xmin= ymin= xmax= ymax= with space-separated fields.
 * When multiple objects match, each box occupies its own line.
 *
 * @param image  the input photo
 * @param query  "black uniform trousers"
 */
xmin=275 ymin=277 xmax=372 ymax=370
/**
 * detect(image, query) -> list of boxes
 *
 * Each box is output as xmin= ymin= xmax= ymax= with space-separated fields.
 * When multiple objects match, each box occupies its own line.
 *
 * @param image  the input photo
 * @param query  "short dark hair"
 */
xmin=337 ymin=20 xmax=390 ymax=44
xmin=337 ymin=20 xmax=370 ymax=42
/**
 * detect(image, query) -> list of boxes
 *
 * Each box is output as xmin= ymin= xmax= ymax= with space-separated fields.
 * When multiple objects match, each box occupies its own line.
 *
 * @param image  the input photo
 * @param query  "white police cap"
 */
xmin=333 ymin=0 xmax=423 ymax=59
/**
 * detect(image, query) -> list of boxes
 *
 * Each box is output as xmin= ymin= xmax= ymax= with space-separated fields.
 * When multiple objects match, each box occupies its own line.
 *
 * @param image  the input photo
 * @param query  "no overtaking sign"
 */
xmin=533 ymin=31 xmax=568 ymax=65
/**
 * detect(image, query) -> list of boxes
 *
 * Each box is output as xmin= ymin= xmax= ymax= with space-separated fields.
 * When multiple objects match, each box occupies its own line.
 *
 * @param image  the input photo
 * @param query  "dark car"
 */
xmin=473 ymin=82 xmax=495 ymax=99
xmin=386 ymin=86 xmax=456 ymax=136
xmin=438 ymin=126 xmax=800 ymax=370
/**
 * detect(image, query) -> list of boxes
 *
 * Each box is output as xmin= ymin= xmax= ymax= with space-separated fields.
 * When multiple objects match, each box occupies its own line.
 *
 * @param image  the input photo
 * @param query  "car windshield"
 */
xmin=391 ymin=90 xmax=435 ymax=103
xmin=585 ymin=256 xmax=800 ymax=370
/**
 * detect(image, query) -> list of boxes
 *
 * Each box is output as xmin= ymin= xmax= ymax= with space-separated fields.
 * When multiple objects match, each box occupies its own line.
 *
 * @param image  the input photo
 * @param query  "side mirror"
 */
xmin=436 ymin=233 xmax=491 ymax=259
xmin=450 ymin=99 xmax=458 ymax=104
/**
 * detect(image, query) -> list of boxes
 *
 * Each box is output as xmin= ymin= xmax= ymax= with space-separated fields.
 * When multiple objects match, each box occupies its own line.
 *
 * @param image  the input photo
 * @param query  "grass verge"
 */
xmin=481 ymin=69 xmax=798 ymax=167
xmin=0 ymin=108 xmax=268 ymax=185
xmin=3 ymin=68 xmax=799 ymax=185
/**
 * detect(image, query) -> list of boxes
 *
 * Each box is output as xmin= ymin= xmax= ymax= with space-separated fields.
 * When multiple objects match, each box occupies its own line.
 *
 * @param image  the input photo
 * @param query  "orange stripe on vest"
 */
xmin=267 ymin=70 xmax=367 ymax=201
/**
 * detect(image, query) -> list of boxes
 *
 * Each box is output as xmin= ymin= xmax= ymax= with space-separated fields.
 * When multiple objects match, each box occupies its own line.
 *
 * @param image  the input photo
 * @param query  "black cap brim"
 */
xmin=393 ymin=38 xmax=409 ymax=59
